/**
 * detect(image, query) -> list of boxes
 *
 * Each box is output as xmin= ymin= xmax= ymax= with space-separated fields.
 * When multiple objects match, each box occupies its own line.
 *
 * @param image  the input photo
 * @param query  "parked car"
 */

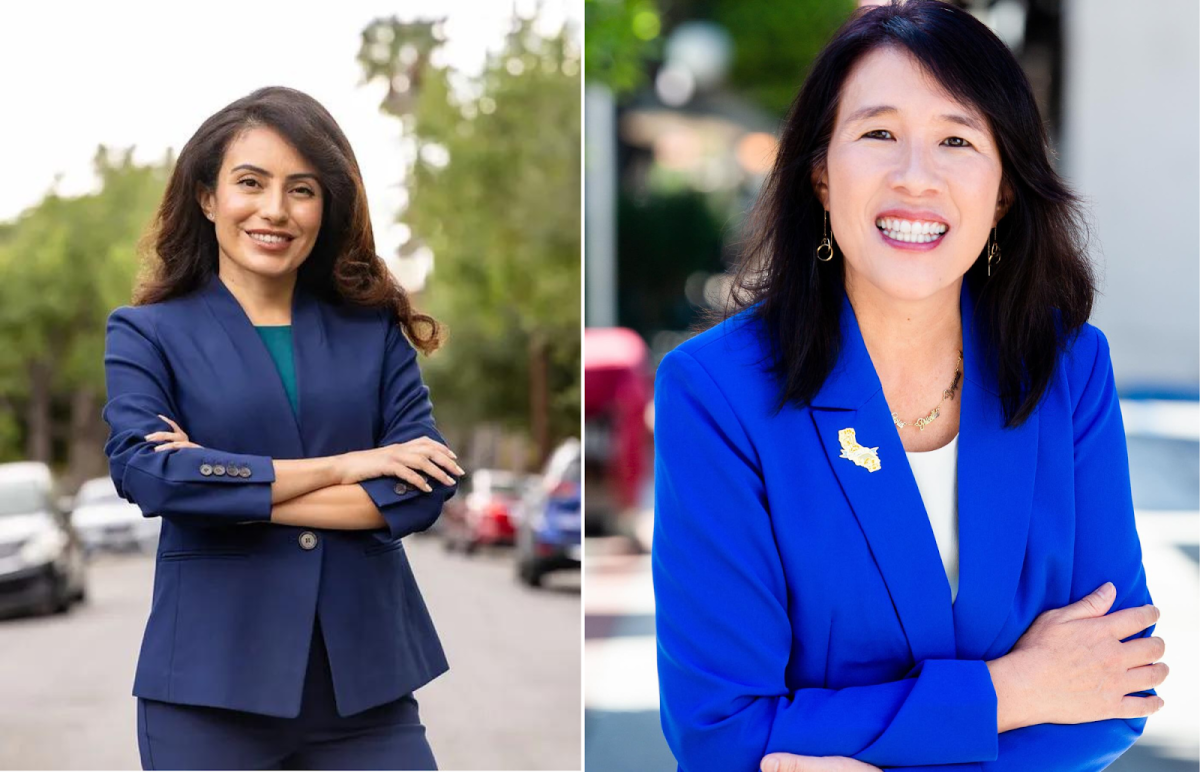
xmin=71 ymin=476 xmax=159 ymax=555
xmin=441 ymin=469 xmax=525 ymax=553
xmin=0 ymin=462 xmax=87 ymax=617
xmin=515 ymin=438 xmax=582 ymax=587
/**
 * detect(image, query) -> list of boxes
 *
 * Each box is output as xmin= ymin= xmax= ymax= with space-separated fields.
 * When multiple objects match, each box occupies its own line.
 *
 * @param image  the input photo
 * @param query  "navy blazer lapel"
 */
xmin=200 ymin=273 xmax=306 ymax=456
xmin=953 ymin=284 xmax=1038 ymax=659
xmin=809 ymin=289 xmax=957 ymax=664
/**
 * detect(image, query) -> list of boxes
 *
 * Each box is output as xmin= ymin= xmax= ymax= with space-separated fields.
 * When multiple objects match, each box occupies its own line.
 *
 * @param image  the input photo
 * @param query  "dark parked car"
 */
xmin=516 ymin=438 xmax=582 ymax=587
xmin=0 ymin=462 xmax=87 ymax=617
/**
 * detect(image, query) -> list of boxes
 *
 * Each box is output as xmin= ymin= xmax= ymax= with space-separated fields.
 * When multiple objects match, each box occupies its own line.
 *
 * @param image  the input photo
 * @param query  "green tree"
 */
xmin=0 ymin=147 xmax=168 ymax=485
xmin=585 ymin=0 xmax=662 ymax=94
xmin=358 ymin=13 xmax=581 ymax=467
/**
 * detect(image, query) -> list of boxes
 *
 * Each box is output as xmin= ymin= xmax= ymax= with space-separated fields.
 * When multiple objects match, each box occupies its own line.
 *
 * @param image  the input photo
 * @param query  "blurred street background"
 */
xmin=582 ymin=0 xmax=1199 ymax=770
xmin=0 ymin=1 xmax=582 ymax=769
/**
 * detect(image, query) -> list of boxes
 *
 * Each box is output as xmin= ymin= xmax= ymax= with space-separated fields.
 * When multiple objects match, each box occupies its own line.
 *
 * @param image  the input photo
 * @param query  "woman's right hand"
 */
xmin=336 ymin=437 xmax=463 ymax=491
xmin=988 ymin=582 xmax=1167 ymax=731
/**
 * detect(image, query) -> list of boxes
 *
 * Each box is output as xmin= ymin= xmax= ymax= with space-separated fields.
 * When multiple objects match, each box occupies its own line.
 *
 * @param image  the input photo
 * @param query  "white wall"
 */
xmin=1062 ymin=0 xmax=1199 ymax=392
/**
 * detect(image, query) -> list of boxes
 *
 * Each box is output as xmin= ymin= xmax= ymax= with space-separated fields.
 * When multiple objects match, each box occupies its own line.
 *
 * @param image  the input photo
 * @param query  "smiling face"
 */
xmin=197 ymin=125 xmax=324 ymax=282
xmin=814 ymin=45 xmax=1009 ymax=305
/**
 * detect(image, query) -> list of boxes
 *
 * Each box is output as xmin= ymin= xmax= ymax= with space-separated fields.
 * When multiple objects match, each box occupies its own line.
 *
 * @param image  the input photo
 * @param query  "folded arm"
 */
xmin=652 ymin=331 xmax=1157 ymax=772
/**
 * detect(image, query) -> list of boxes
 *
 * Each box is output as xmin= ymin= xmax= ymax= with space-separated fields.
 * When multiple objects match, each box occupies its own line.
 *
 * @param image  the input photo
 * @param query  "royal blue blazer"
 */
xmin=102 ymin=273 xmax=455 ymax=718
xmin=652 ymin=281 xmax=1155 ymax=771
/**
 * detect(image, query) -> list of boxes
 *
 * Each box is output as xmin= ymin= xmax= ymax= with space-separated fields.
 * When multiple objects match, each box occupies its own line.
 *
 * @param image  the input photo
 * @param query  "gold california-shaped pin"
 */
xmin=838 ymin=428 xmax=881 ymax=472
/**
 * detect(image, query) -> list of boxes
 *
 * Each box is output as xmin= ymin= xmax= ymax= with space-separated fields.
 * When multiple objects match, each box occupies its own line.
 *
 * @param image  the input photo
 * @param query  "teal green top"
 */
xmin=254 ymin=325 xmax=299 ymax=418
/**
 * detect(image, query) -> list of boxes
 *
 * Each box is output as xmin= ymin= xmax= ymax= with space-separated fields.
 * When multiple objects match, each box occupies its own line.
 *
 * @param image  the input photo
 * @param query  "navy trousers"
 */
xmin=136 ymin=617 xmax=437 ymax=770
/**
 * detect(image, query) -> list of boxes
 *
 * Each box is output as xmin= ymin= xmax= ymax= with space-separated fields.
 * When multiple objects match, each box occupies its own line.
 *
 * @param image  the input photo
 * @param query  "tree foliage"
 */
xmin=358 ymin=14 xmax=582 ymax=464
xmin=0 ymin=148 xmax=169 ymax=476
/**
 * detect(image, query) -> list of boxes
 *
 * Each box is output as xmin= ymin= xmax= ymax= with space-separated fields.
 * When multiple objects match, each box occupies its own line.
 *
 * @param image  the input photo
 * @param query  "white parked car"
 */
xmin=71 ymin=476 xmax=159 ymax=555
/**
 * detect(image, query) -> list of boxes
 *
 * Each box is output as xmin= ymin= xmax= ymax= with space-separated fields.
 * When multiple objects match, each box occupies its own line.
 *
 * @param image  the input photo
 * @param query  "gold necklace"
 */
xmin=891 ymin=350 xmax=963 ymax=431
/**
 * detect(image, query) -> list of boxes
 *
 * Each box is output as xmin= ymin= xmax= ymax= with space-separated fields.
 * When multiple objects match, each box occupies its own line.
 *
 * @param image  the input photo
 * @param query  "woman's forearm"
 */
xmin=270 ymin=456 xmax=345 ymax=504
xmin=270 ymin=483 xmax=386 ymax=530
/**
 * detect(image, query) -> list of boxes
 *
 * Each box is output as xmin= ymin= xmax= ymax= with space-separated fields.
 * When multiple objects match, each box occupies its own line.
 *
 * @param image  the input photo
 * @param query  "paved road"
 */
xmin=584 ymin=512 xmax=1200 ymax=772
xmin=0 ymin=536 xmax=581 ymax=771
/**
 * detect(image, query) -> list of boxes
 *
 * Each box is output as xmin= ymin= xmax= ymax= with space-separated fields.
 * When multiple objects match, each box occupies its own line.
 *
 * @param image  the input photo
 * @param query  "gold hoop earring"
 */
xmin=816 ymin=210 xmax=834 ymax=262
xmin=987 ymin=226 xmax=1001 ymax=277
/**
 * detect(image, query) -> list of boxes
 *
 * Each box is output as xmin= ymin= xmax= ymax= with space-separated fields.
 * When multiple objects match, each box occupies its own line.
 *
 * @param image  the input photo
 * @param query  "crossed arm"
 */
xmin=103 ymin=306 xmax=461 ymax=540
xmin=652 ymin=333 xmax=1163 ymax=772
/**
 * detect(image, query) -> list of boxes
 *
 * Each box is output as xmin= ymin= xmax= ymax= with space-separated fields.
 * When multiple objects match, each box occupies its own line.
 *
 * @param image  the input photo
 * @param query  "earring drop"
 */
xmin=987 ymin=226 xmax=1001 ymax=277
xmin=816 ymin=210 xmax=834 ymax=262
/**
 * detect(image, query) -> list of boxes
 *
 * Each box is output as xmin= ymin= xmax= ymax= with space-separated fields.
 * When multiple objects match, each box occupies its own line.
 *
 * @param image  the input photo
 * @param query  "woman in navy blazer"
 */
xmin=653 ymin=4 xmax=1167 ymax=771
xmin=103 ymin=87 xmax=462 ymax=769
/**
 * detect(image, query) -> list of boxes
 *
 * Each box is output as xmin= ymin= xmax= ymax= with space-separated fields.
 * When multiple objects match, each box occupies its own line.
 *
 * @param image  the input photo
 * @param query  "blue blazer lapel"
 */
xmin=953 ymin=283 xmax=1038 ymax=659
xmin=200 ymin=274 xmax=306 ymax=456
xmin=809 ymin=288 xmax=957 ymax=663
xmin=809 ymin=283 xmax=1039 ymax=664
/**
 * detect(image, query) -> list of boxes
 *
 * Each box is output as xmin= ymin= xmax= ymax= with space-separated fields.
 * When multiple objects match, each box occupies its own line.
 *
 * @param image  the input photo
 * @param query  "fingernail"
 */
xmin=449 ymin=452 xmax=458 ymax=459
xmin=1101 ymin=582 xmax=1115 ymax=596
xmin=762 ymin=759 xmax=779 ymax=772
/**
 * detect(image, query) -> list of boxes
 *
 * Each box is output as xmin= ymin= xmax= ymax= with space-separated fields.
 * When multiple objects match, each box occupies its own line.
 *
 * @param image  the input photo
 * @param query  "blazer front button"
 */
xmin=394 ymin=482 xmax=409 ymax=495
xmin=298 ymin=531 xmax=318 ymax=550
xmin=200 ymin=464 xmax=213 ymax=476
xmin=212 ymin=464 xmax=226 ymax=476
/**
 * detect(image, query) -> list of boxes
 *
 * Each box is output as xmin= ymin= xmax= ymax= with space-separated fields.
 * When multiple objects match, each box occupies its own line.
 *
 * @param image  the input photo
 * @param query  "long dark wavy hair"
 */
xmin=134 ymin=85 xmax=442 ymax=354
xmin=724 ymin=0 xmax=1094 ymax=427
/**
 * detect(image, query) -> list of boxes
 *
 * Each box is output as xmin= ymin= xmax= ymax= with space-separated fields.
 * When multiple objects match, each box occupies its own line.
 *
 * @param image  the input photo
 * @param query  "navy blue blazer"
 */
xmin=653 ymin=281 xmax=1154 ymax=771
xmin=102 ymin=273 xmax=456 ymax=718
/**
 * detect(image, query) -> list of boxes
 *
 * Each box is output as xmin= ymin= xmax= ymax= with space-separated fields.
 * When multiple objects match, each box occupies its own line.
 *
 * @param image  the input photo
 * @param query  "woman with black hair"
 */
xmin=102 ymin=86 xmax=463 ymax=769
xmin=651 ymin=3 xmax=1166 ymax=771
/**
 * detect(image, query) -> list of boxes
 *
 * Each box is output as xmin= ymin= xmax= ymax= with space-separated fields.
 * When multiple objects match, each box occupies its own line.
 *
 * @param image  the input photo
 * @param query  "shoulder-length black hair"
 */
xmin=725 ymin=0 xmax=1094 ymax=427
xmin=135 ymin=86 xmax=442 ymax=354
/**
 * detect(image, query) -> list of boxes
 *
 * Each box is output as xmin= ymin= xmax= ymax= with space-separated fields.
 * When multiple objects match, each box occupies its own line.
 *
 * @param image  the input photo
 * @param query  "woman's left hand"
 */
xmin=146 ymin=414 xmax=204 ymax=451
xmin=761 ymin=754 xmax=882 ymax=772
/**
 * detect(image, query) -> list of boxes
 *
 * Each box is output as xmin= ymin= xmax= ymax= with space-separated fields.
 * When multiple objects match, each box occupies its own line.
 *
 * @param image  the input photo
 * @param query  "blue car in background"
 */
xmin=516 ymin=438 xmax=582 ymax=587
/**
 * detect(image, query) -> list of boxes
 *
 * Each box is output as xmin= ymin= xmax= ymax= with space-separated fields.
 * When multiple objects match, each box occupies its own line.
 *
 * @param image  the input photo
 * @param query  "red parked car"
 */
xmin=441 ymin=469 xmax=527 ymax=554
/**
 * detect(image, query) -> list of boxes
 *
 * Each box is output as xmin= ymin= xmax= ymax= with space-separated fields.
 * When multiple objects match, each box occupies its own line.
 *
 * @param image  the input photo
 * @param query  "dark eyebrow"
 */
xmin=230 ymin=163 xmax=320 ymax=184
xmin=844 ymin=104 xmax=985 ymax=133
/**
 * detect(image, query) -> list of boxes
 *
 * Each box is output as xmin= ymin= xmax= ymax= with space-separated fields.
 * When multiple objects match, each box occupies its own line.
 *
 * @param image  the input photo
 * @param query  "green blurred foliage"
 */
xmin=587 ymin=0 xmax=856 ymax=114
xmin=359 ymin=14 xmax=582 ymax=460
xmin=702 ymin=0 xmax=857 ymax=115
xmin=586 ymin=0 xmax=662 ymax=95
xmin=0 ymin=148 xmax=169 ymax=467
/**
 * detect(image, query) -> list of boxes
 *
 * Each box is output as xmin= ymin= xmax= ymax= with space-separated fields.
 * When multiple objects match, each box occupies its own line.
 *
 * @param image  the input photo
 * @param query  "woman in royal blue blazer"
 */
xmin=652 ymin=4 xmax=1168 ymax=771
xmin=102 ymin=86 xmax=463 ymax=770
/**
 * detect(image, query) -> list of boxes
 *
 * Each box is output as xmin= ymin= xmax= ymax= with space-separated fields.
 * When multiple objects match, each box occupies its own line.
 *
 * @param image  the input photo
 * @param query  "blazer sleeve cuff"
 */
xmin=859 ymin=659 xmax=999 ymax=765
xmin=359 ymin=475 xmax=458 ymax=540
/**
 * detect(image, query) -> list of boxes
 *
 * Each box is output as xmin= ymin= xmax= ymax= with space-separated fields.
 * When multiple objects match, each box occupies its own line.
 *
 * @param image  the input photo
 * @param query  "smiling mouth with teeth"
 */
xmin=247 ymin=232 xmax=294 ymax=245
xmin=875 ymin=217 xmax=948 ymax=244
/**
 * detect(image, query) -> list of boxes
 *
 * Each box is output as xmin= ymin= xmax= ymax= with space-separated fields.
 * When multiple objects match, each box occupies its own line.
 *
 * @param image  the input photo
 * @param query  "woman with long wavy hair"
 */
xmin=102 ymin=85 xmax=463 ymax=770
xmin=651 ymin=3 xmax=1167 ymax=771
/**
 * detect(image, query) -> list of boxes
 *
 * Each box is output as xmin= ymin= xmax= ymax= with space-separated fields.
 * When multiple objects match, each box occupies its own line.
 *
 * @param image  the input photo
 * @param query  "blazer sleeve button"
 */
xmin=239 ymin=466 xmax=252 ymax=478
xmin=394 ymin=482 xmax=409 ymax=495
xmin=212 ymin=465 xmax=226 ymax=476
xmin=199 ymin=464 xmax=213 ymax=476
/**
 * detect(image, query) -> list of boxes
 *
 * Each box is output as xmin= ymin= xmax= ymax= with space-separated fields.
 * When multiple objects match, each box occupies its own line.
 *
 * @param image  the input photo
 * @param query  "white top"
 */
xmin=905 ymin=433 xmax=960 ymax=604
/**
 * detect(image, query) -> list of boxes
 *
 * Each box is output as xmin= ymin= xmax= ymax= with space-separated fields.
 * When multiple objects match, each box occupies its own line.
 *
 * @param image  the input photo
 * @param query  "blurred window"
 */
xmin=76 ymin=478 xmax=121 ymax=507
xmin=0 ymin=481 xmax=48 ymax=516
